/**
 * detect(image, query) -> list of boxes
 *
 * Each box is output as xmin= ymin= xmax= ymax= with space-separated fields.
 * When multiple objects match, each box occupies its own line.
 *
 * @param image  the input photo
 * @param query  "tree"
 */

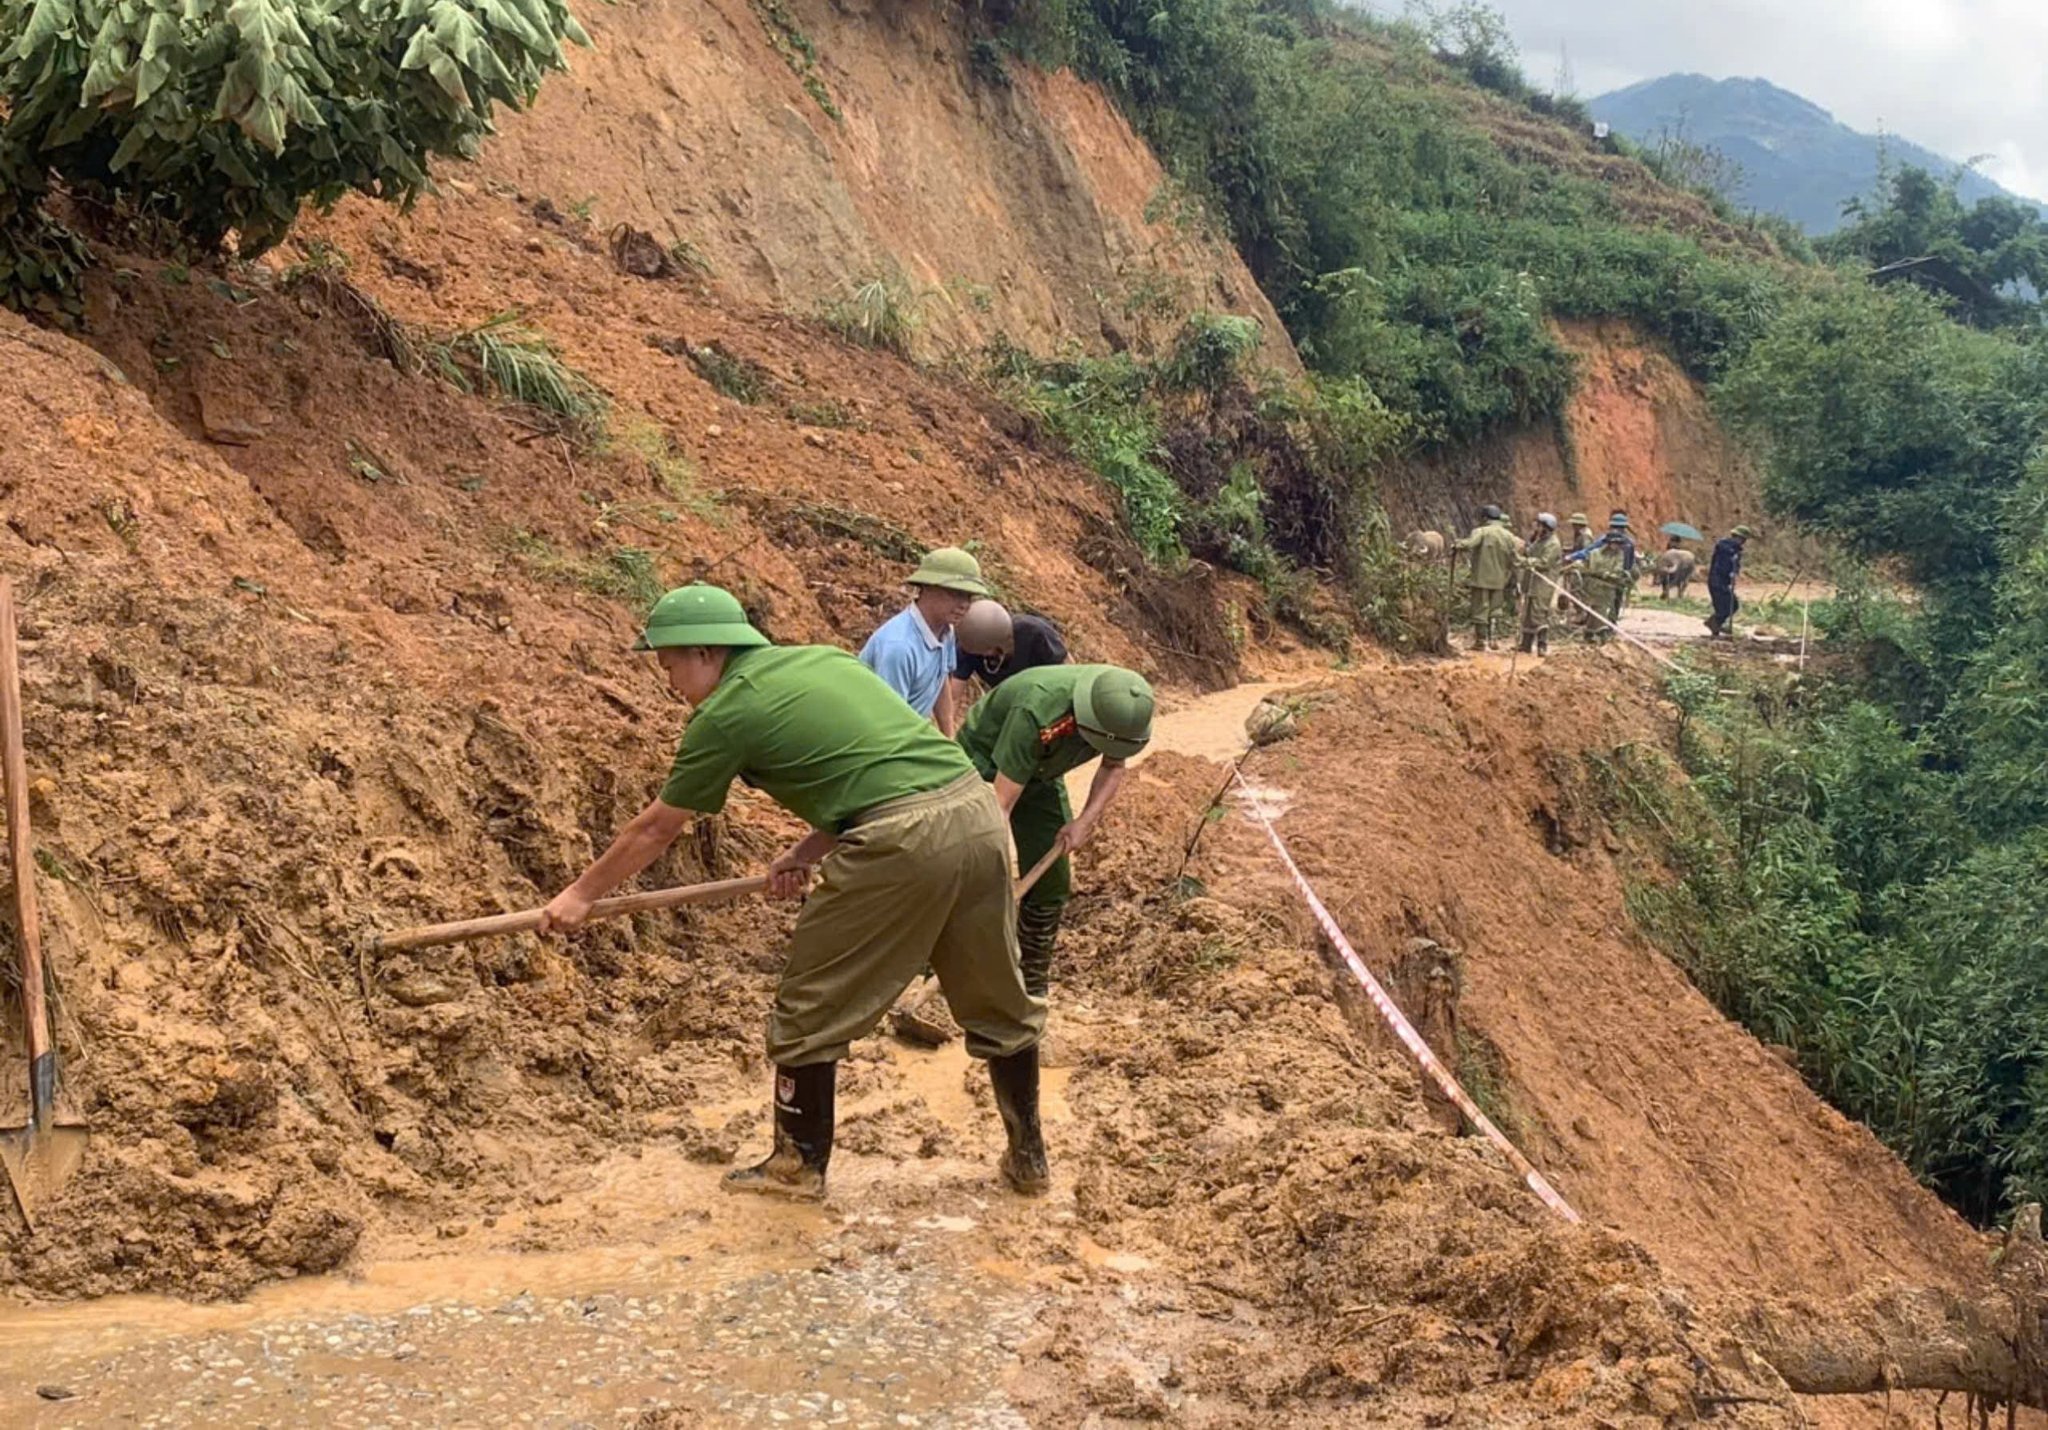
xmin=0 ymin=0 xmax=590 ymax=315
xmin=1825 ymin=163 xmax=2048 ymax=328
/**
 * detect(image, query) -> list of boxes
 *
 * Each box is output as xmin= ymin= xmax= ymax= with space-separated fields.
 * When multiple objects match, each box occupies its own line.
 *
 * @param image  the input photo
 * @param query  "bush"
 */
xmin=818 ymin=276 xmax=924 ymax=356
xmin=0 ymin=0 xmax=590 ymax=312
xmin=977 ymin=0 xmax=1795 ymax=448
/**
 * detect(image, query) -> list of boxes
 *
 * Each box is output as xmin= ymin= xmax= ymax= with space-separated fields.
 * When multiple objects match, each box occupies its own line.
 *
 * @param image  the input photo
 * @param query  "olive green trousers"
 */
xmin=769 ymin=773 xmax=1045 ymax=1065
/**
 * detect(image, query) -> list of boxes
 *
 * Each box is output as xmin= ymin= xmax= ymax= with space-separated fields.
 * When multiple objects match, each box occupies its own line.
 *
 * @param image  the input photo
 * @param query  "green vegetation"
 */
xmin=1823 ymin=165 xmax=2048 ymax=329
xmin=978 ymin=0 xmax=1792 ymax=447
xmin=0 ymin=0 xmax=589 ymax=317
xmin=750 ymin=0 xmax=840 ymax=120
xmin=685 ymin=342 xmax=773 ymax=404
xmin=987 ymin=313 xmax=1414 ymax=644
xmin=429 ymin=313 xmax=609 ymax=445
xmin=1589 ymin=204 xmax=2048 ymax=1220
xmin=818 ymin=276 xmax=926 ymax=356
xmin=507 ymin=530 xmax=666 ymax=608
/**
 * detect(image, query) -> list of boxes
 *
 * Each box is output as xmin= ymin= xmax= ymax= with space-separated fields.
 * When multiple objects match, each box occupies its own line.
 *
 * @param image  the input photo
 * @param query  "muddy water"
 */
xmin=0 ymin=684 xmax=1277 ymax=1428
xmin=0 ymin=1042 xmax=1077 ymax=1428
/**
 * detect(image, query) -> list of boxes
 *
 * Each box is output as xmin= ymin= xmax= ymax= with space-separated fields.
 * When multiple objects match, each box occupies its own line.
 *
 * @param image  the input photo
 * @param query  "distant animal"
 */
xmin=1655 ymin=548 xmax=1698 ymax=601
xmin=1404 ymin=529 xmax=1446 ymax=559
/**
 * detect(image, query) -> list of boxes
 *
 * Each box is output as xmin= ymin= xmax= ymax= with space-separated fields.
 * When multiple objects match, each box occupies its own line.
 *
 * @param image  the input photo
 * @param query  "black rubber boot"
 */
xmin=1517 ymin=632 xmax=1535 ymax=654
xmin=1017 ymin=901 xmax=1063 ymax=1000
xmin=988 ymin=1047 xmax=1050 ymax=1195
xmin=1537 ymin=630 xmax=1550 ymax=656
xmin=723 ymin=1062 xmax=835 ymax=1201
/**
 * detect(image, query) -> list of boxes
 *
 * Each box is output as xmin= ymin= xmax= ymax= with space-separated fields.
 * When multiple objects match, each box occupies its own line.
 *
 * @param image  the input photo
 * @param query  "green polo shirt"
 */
xmin=957 ymin=664 xmax=1108 ymax=788
xmin=659 ymin=646 xmax=972 ymax=830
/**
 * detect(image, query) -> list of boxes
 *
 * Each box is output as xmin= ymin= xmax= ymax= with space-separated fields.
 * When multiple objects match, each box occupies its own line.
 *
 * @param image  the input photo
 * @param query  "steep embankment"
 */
xmin=477 ymin=0 xmax=1296 ymax=366
xmin=1381 ymin=319 xmax=1767 ymax=540
xmin=1 ymin=0 xmax=1344 ymax=1299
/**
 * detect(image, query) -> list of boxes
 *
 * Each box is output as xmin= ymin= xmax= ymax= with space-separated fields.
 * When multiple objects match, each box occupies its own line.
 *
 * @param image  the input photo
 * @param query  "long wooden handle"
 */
xmin=0 ymin=580 xmax=51 ymax=1099
xmin=372 ymin=874 xmax=771 ymax=953
xmin=1014 ymin=837 xmax=1068 ymax=900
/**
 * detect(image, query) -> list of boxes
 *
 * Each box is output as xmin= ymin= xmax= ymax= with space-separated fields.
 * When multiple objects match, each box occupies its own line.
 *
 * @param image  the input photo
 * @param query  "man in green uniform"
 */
xmin=1562 ymin=512 xmax=1594 ymax=626
xmin=1517 ymin=512 xmax=1563 ymax=655
xmin=1564 ymin=512 xmax=1639 ymax=641
xmin=538 ymin=585 xmax=1049 ymax=1200
xmin=1453 ymin=505 xmax=1519 ymax=650
xmin=957 ymin=664 xmax=1153 ymax=1001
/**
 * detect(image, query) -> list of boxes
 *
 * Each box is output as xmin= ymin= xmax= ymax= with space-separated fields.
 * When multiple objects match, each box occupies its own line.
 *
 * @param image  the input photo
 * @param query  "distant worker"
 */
xmin=1562 ymin=512 xmax=1595 ymax=620
xmin=539 ymin=585 xmax=1049 ymax=1200
xmin=1517 ymin=512 xmax=1563 ymax=655
xmin=1563 ymin=511 xmax=1639 ymax=639
xmin=1453 ymin=504 xmax=1519 ymax=650
xmin=949 ymin=599 xmax=1069 ymax=707
xmin=958 ymin=665 xmax=1153 ymax=1002
xmin=859 ymin=546 xmax=991 ymax=737
xmin=1705 ymin=525 xmax=1754 ymax=638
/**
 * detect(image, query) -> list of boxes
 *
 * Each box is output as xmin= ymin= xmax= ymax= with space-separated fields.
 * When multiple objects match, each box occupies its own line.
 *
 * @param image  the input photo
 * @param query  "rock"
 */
xmin=36 ymin=1385 xmax=78 ymax=1401
xmin=197 ymin=387 xmax=267 ymax=446
xmin=1245 ymin=697 xmax=1299 ymax=747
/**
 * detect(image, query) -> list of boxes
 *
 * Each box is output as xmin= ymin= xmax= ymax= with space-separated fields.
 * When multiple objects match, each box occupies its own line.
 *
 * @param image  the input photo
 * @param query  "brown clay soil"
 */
xmin=0 ymin=5 xmax=2012 ymax=1424
xmin=0 ymin=661 xmax=2005 ymax=1426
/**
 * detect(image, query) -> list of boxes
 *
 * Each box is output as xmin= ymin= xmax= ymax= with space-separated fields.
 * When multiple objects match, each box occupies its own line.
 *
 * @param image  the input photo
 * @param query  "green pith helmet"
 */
xmin=634 ymin=584 xmax=770 ymax=651
xmin=908 ymin=546 xmax=991 ymax=596
xmin=1568 ymin=512 xmax=1590 ymax=528
xmin=1074 ymin=666 xmax=1154 ymax=761
xmin=1608 ymin=511 xmax=1630 ymax=529
xmin=1731 ymin=524 xmax=1756 ymax=539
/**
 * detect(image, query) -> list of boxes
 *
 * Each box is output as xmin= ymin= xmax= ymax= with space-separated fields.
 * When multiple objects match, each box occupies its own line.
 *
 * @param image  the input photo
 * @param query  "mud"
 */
xmin=0 ymin=5 xmax=1992 ymax=1422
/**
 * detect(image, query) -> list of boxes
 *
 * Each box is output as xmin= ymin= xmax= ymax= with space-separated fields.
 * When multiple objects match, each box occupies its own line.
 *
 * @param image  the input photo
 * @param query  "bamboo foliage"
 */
xmin=0 ymin=0 xmax=588 ymax=305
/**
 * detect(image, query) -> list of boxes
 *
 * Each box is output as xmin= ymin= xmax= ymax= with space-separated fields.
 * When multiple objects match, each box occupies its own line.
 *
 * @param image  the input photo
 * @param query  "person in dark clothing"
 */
xmin=1705 ymin=526 xmax=1754 ymax=638
xmin=950 ymin=602 xmax=1069 ymax=695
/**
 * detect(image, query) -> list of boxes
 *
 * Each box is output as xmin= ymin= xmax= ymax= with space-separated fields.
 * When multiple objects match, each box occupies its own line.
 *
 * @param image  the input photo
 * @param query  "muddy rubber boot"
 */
xmin=723 ymin=1062 xmax=834 ymax=1202
xmin=1517 ymin=632 xmax=1535 ymax=654
xmin=1537 ymin=631 xmax=1550 ymax=657
xmin=988 ymin=1047 xmax=1050 ymax=1195
xmin=1017 ymin=901 xmax=1063 ymax=1001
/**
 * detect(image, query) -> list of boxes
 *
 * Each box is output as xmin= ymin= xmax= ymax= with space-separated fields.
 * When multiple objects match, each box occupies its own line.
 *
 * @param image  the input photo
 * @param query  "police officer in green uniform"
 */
xmin=1517 ymin=512 xmax=1564 ymax=655
xmin=539 ymin=585 xmax=1049 ymax=1200
xmin=957 ymin=665 xmax=1153 ymax=1001
xmin=1453 ymin=505 xmax=1519 ymax=650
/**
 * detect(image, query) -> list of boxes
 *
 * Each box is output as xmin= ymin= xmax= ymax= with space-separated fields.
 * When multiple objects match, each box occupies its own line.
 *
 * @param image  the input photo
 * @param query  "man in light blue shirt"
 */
xmin=860 ymin=546 xmax=991 ymax=735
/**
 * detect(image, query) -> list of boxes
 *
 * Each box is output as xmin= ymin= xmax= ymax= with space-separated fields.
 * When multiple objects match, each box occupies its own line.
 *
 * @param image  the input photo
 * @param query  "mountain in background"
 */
xmin=1589 ymin=74 xmax=2041 ymax=235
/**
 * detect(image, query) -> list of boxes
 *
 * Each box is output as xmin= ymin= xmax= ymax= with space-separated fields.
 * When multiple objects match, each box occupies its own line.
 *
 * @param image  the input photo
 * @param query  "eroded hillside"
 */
xmin=1 ymin=1 xmax=2029 ymax=1426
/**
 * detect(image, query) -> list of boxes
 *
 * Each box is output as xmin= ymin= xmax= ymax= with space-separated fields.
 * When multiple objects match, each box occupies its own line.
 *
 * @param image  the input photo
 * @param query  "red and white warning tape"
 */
xmin=1230 ymin=767 xmax=1582 ymax=1224
xmin=1534 ymin=571 xmax=1685 ymax=674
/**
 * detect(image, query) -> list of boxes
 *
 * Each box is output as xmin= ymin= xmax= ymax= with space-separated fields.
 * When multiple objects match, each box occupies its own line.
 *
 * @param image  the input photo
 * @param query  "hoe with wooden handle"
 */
xmin=373 ymin=834 xmax=1069 ymax=954
xmin=0 ymin=579 xmax=88 ymax=1230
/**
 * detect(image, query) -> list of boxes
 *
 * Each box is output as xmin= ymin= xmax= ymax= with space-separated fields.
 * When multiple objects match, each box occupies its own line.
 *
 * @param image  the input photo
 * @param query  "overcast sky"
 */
xmin=1438 ymin=0 xmax=2048 ymax=202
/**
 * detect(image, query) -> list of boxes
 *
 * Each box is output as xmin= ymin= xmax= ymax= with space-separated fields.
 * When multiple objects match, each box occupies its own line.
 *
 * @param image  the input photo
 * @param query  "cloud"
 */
xmin=1477 ymin=0 xmax=2048 ymax=202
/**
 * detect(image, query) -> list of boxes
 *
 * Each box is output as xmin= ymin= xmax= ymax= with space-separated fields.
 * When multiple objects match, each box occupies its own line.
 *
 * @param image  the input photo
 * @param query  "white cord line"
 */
xmin=1229 ymin=766 xmax=1583 ymax=1224
xmin=1532 ymin=571 xmax=1686 ymax=674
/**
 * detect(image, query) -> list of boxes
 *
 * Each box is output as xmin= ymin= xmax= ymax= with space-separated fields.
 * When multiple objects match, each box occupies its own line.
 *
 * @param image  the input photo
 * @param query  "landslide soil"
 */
xmin=0 ymin=657 xmax=1998 ymax=1426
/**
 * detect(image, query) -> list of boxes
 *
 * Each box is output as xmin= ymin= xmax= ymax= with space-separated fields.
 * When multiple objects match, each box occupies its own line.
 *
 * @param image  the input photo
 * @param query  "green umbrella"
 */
xmin=1660 ymin=521 xmax=1704 ymax=541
